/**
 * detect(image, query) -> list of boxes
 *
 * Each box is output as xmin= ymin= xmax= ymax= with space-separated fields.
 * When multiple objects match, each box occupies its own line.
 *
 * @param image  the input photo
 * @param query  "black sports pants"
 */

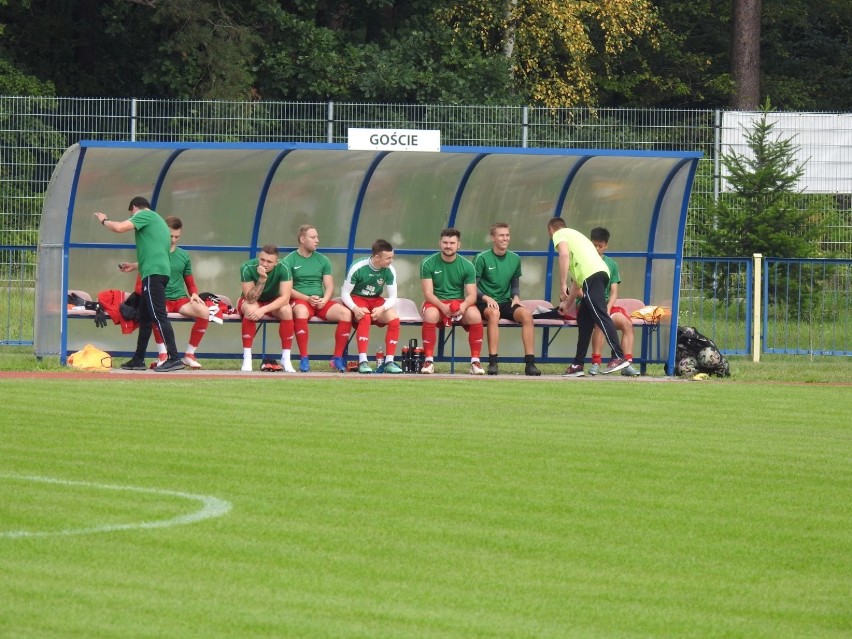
xmin=573 ymin=271 xmax=624 ymax=365
xmin=134 ymin=274 xmax=178 ymax=360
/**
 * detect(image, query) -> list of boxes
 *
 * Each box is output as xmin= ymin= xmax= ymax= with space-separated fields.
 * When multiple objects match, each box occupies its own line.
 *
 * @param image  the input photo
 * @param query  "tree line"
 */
xmin=1 ymin=0 xmax=849 ymax=111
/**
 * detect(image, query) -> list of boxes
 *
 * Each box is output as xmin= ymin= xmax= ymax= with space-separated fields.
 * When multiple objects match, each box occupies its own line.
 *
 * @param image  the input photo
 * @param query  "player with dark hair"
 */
xmin=94 ymin=196 xmax=184 ymax=371
xmin=474 ymin=222 xmax=541 ymax=376
xmin=340 ymin=239 xmax=403 ymax=374
xmin=547 ymin=217 xmax=630 ymax=377
xmin=419 ymin=228 xmax=485 ymax=375
xmin=283 ymin=225 xmax=353 ymax=373
xmin=586 ymin=227 xmax=639 ymax=377
xmin=238 ymin=244 xmax=295 ymax=372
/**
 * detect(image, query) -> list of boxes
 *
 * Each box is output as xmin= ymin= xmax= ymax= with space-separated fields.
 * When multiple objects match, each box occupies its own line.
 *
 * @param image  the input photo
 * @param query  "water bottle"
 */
xmin=414 ymin=347 xmax=423 ymax=373
xmin=375 ymin=347 xmax=384 ymax=373
xmin=401 ymin=346 xmax=409 ymax=373
xmin=417 ymin=347 xmax=425 ymax=372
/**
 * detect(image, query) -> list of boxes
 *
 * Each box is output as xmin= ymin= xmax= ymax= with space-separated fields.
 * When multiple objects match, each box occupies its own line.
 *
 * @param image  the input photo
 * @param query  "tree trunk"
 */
xmin=731 ymin=0 xmax=762 ymax=109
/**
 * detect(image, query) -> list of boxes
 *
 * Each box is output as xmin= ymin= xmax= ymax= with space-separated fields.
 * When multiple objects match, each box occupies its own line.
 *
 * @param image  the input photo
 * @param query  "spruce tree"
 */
xmin=701 ymin=101 xmax=821 ymax=259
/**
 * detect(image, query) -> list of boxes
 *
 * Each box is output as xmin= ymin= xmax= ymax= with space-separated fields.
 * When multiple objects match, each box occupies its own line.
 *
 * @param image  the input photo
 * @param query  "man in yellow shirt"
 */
xmin=547 ymin=217 xmax=630 ymax=377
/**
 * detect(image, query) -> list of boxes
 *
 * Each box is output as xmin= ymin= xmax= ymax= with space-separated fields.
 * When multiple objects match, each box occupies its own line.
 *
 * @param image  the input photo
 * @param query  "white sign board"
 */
xmin=721 ymin=112 xmax=852 ymax=193
xmin=348 ymin=128 xmax=441 ymax=152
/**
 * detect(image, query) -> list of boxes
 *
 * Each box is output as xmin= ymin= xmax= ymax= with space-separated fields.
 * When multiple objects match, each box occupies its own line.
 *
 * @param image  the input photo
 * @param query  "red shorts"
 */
xmin=165 ymin=298 xmax=189 ymax=313
xmin=351 ymin=295 xmax=388 ymax=326
xmin=423 ymin=299 xmax=468 ymax=329
xmin=611 ymin=306 xmax=630 ymax=320
xmin=422 ymin=299 xmax=464 ymax=316
xmin=292 ymin=298 xmax=339 ymax=320
xmin=236 ymin=297 xmax=278 ymax=317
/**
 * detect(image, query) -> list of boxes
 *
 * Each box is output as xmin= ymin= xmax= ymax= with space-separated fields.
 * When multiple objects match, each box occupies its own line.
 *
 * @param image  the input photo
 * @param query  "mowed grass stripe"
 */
xmin=1 ymin=378 xmax=849 ymax=638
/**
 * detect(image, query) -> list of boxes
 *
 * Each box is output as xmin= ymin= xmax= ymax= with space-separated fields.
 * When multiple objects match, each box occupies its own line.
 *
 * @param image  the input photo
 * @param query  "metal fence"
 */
xmin=2 ymin=97 xmax=851 ymax=353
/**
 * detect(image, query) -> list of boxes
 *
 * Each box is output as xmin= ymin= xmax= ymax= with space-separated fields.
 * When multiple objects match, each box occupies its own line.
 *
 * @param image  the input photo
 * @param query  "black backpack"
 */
xmin=674 ymin=326 xmax=731 ymax=377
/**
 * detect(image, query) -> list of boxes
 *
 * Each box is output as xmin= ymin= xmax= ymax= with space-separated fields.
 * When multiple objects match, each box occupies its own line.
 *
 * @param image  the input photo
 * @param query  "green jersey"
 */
xmin=344 ymin=256 xmax=396 ymax=298
xmin=474 ymin=249 xmax=522 ymax=304
xmin=131 ymin=209 xmax=170 ymax=278
xmin=283 ymin=250 xmax=333 ymax=297
xmin=240 ymin=257 xmax=292 ymax=303
xmin=420 ymin=253 xmax=476 ymax=300
xmin=164 ymin=247 xmax=193 ymax=300
xmin=602 ymin=254 xmax=621 ymax=301
xmin=551 ymin=227 xmax=609 ymax=284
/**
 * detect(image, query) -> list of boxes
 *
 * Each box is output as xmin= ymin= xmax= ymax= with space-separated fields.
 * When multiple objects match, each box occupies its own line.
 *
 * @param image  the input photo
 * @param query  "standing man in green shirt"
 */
xmin=94 ymin=196 xmax=184 ymax=371
xmin=474 ymin=222 xmax=541 ymax=376
xmin=283 ymin=224 xmax=353 ymax=373
xmin=547 ymin=217 xmax=630 ymax=377
xmin=420 ymin=228 xmax=485 ymax=375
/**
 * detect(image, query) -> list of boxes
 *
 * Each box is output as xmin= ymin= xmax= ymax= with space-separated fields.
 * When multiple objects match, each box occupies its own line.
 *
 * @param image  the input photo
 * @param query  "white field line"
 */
xmin=0 ymin=474 xmax=232 ymax=538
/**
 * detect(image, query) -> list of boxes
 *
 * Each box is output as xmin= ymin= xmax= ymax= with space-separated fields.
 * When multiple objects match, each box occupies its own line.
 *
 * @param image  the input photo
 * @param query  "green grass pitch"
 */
xmin=1 ymin=376 xmax=850 ymax=638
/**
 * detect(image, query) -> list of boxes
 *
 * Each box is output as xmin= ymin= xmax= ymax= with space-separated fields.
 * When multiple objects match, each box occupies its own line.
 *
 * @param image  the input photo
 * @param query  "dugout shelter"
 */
xmin=35 ymin=140 xmax=700 ymax=372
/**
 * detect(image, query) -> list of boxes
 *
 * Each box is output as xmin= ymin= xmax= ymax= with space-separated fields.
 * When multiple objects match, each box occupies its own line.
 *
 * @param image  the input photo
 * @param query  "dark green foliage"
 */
xmin=1 ymin=0 xmax=851 ymax=109
xmin=700 ymin=104 xmax=823 ymax=260
xmin=698 ymin=102 xmax=835 ymax=315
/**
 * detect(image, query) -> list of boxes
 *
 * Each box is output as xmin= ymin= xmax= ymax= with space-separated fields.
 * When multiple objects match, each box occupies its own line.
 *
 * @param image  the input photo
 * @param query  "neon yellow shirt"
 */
xmin=551 ymin=227 xmax=609 ymax=284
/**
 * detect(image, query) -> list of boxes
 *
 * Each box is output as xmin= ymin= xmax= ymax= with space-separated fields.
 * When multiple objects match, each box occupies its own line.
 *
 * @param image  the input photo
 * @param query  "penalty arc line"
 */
xmin=0 ymin=474 xmax=232 ymax=539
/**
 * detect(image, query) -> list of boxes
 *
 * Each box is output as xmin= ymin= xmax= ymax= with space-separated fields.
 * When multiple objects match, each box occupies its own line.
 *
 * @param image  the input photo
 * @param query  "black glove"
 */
xmin=67 ymin=293 xmax=87 ymax=306
xmin=83 ymin=300 xmax=99 ymax=311
xmin=94 ymin=306 xmax=109 ymax=328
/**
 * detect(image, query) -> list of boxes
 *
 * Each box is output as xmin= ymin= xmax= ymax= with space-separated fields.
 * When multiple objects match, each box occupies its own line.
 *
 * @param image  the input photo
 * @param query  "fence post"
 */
xmin=130 ymin=98 xmax=137 ymax=142
xmin=752 ymin=253 xmax=762 ymax=362
xmin=327 ymin=101 xmax=334 ymax=143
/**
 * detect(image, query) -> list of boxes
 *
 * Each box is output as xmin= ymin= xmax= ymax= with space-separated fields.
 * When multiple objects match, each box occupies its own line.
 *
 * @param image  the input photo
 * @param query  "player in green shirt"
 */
xmin=474 ymin=222 xmax=541 ymax=376
xmin=340 ymin=239 xmax=403 ymax=374
xmin=547 ymin=217 xmax=630 ymax=377
xmin=94 ymin=196 xmax=184 ymax=371
xmin=419 ymin=228 xmax=485 ymax=375
xmin=119 ymin=216 xmax=218 ymax=369
xmin=239 ymin=244 xmax=295 ymax=372
xmin=587 ymin=227 xmax=639 ymax=377
xmin=283 ymin=224 xmax=353 ymax=373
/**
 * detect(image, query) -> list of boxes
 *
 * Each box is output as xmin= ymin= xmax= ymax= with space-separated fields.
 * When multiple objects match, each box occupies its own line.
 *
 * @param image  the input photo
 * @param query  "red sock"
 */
xmin=152 ymin=326 xmax=163 ymax=345
xmin=385 ymin=318 xmax=400 ymax=356
xmin=294 ymin=317 xmax=309 ymax=355
xmin=422 ymin=322 xmax=437 ymax=358
xmin=241 ymin=318 xmax=256 ymax=348
xmin=592 ymin=353 xmax=602 ymax=364
xmin=468 ymin=322 xmax=483 ymax=359
xmin=189 ymin=317 xmax=208 ymax=347
xmin=279 ymin=319 xmax=294 ymax=349
xmin=356 ymin=315 xmax=372 ymax=355
xmin=624 ymin=353 xmax=633 ymax=362
xmin=334 ymin=321 xmax=352 ymax=357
